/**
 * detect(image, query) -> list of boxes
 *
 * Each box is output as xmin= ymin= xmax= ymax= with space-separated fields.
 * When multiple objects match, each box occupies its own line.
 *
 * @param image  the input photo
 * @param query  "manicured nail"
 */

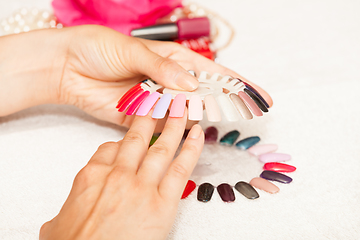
xmin=197 ymin=183 xmax=215 ymax=202
xmin=258 ymin=153 xmax=291 ymax=163
xmin=169 ymin=94 xmax=186 ymax=117
xmin=248 ymin=144 xmax=278 ymax=156
xmin=220 ymin=130 xmax=240 ymax=146
xmin=136 ymin=92 xmax=160 ymax=116
xmin=217 ymin=183 xmax=235 ymax=202
xmin=188 ymin=95 xmax=203 ymax=121
xmin=204 ymin=94 xmax=221 ymax=122
xmin=175 ymin=72 xmax=199 ymax=91
xmin=260 ymin=170 xmax=293 ymax=184
xmin=249 ymin=177 xmax=279 ymax=194
xmin=234 ymin=181 xmax=259 ymax=200
xmin=235 ymin=136 xmax=260 ymax=150
xmin=152 ymin=93 xmax=172 ymax=119
xmin=126 ymin=91 xmax=150 ymax=115
xmin=188 ymin=124 xmax=202 ymax=139
xmin=181 ymin=180 xmax=196 ymax=199
xmin=204 ymin=126 xmax=218 ymax=143
xmin=238 ymin=91 xmax=263 ymax=117
xmin=229 ymin=93 xmax=253 ymax=120
xmin=263 ymin=162 xmax=296 ymax=173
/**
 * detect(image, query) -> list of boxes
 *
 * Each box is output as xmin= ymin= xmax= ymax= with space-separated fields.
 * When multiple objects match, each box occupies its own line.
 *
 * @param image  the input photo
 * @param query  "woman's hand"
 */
xmin=0 ymin=25 xmax=272 ymax=130
xmin=39 ymin=108 xmax=204 ymax=240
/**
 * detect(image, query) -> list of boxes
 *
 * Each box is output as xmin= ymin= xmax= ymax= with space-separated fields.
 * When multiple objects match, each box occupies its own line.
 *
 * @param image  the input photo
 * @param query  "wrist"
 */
xmin=0 ymin=28 xmax=70 ymax=116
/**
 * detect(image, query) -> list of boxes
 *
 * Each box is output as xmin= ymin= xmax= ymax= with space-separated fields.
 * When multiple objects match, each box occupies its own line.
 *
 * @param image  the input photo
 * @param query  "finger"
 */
xmin=88 ymin=141 xmax=121 ymax=165
xmin=131 ymin=43 xmax=199 ymax=91
xmin=159 ymin=124 xmax=204 ymax=201
xmin=137 ymin=108 xmax=188 ymax=184
xmin=114 ymin=110 xmax=157 ymax=170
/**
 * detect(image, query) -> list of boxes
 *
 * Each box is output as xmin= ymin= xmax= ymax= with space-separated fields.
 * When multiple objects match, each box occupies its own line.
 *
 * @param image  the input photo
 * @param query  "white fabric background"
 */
xmin=1 ymin=0 xmax=360 ymax=239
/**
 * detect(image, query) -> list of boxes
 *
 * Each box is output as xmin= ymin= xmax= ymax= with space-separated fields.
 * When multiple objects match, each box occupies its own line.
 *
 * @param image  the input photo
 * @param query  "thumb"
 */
xmin=132 ymin=44 xmax=199 ymax=91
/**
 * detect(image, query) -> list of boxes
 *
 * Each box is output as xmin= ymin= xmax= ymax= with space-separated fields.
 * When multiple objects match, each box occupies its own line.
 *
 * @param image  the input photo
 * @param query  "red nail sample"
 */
xmin=125 ymin=91 xmax=150 ymax=115
xmin=181 ymin=180 xmax=197 ymax=199
xmin=263 ymin=162 xmax=296 ymax=173
xmin=118 ymin=88 xmax=144 ymax=112
xmin=116 ymin=84 xmax=141 ymax=108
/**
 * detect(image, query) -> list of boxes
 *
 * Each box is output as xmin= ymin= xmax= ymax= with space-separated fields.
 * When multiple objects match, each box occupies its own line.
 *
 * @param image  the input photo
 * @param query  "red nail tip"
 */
xmin=116 ymin=84 xmax=142 ymax=108
xmin=181 ymin=180 xmax=196 ymax=199
xmin=263 ymin=162 xmax=296 ymax=173
xmin=125 ymin=91 xmax=150 ymax=115
xmin=118 ymin=88 xmax=144 ymax=112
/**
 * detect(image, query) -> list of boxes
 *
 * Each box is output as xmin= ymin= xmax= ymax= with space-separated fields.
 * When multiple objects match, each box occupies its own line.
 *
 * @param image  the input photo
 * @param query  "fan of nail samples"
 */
xmin=116 ymin=71 xmax=270 ymax=122
xmin=178 ymin=127 xmax=297 ymax=202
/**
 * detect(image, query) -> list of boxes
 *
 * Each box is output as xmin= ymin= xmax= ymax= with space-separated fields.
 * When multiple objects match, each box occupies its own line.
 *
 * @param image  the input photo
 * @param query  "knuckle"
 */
xmin=123 ymin=131 xmax=146 ymax=145
xmin=106 ymin=165 xmax=129 ymax=185
xmin=148 ymin=142 xmax=170 ymax=156
xmin=170 ymin=163 xmax=189 ymax=179
xmin=97 ymin=141 xmax=119 ymax=152
xmin=74 ymin=163 xmax=102 ymax=186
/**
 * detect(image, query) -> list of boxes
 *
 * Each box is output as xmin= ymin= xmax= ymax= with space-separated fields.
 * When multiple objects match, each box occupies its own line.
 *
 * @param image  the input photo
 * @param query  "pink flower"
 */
xmin=52 ymin=0 xmax=182 ymax=35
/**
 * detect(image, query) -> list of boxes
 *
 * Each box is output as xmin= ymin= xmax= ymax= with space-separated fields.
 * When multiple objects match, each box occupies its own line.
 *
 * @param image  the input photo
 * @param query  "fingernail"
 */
xmin=175 ymin=72 xmax=199 ymax=91
xmin=188 ymin=124 xmax=202 ymax=139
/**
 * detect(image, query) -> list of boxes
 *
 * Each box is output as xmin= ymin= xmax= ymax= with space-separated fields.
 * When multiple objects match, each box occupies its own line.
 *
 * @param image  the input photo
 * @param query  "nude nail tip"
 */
xmin=234 ymin=181 xmax=259 ymax=199
xmin=258 ymin=153 xmax=291 ymax=163
xmin=217 ymin=183 xmax=235 ymax=202
xmin=247 ymin=144 xmax=278 ymax=156
xmin=249 ymin=177 xmax=279 ymax=194
xmin=197 ymin=183 xmax=215 ymax=202
xmin=229 ymin=93 xmax=253 ymax=120
xmin=136 ymin=92 xmax=160 ymax=116
xmin=188 ymin=95 xmax=203 ymax=121
xmin=204 ymin=95 xmax=221 ymax=122
xmin=169 ymin=94 xmax=186 ymax=118
xmin=260 ymin=170 xmax=293 ymax=184
xmin=264 ymin=162 xmax=296 ymax=173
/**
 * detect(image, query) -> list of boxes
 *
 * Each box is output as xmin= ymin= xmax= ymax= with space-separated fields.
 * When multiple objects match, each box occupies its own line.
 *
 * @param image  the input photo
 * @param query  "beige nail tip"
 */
xmin=249 ymin=177 xmax=279 ymax=194
xmin=204 ymin=95 xmax=221 ymax=122
xmin=229 ymin=93 xmax=253 ymax=120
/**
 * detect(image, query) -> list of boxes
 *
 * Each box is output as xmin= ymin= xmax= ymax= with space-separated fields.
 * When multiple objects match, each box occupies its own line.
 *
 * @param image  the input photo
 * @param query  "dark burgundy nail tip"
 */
xmin=197 ymin=183 xmax=215 ymax=202
xmin=205 ymin=126 xmax=218 ymax=143
xmin=260 ymin=170 xmax=293 ymax=184
xmin=244 ymin=89 xmax=268 ymax=113
xmin=217 ymin=183 xmax=235 ymax=202
xmin=234 ymin=181 xmax=259 ymax=200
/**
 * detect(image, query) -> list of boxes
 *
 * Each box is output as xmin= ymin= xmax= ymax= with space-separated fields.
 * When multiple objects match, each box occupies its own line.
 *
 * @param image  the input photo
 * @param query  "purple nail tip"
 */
xmin=217 ymin=183 xmax=235 ymax=202
xmin=205 ymin=126 xmax=218 ymax=143
xmin=260 ymin=170 xmax=293 ymax=184
xmin=152 ymin=93 xmax=172 ymax=119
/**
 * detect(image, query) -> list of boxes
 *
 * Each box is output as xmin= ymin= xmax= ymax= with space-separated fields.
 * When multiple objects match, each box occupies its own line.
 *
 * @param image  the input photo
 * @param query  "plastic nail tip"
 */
xmin=136 ymin=92 xmax=160 ymax=116
xmin=181 ymin=180 xmax=196 ymax=199
xmin=229 ymin=93 xmax=253 ymax=120
xmin=244 ymin=88 xmax=268 ymax=112
xmin=188 ymin=70 xmax=196 ymax=77
xmin=258 ymin=153 xmax=291 ymax=163
xmin=249 ymin=177 xmax=279 ymax=194
xmin=149 ymin=135 xmax=159 ymax=146
xmin=260 ymin=170 xmax=293 ymax=184
xmin=247 ymin=144 xmax=278 ymax=156
xmin=238 ymin=92 xmax=263 ymax=117
xmin=197 ymin=183 xmax=215 ymax=202
xmin=126 ymin=91 xmax=150 ymax=115
xmin=152 ymin=93 xmax=172 ymax=119
xmin=220 ymin=130 xmax=240 ymax=146
xmin=169 ymin=94 xmax=186 ymax=118
xmin=116 ymin=84 xmax=141 ymax=108
xmin=244 ymin=82 xmax=269 ymax=108
xmin=217 ymin=183 xmax=236 ymax=202
xmin=234 ymin=181 xmax=259 ymax=200
xmin=188 ymin=95 xmax=203 ymax=121
xmin=204 ymin=95 xmax=221 ymax=122
xmin=235 ymin=136 xmax=260 ymax=150
xmin=204 ymin=126 xmax=218 ymax=143
xmin=264 ymin=162 xmax=296 ymax=173
xmin=216 ymin=94 xmax=240 ymax=122
xmin=118 ymin=88 xmax=144 ymax=112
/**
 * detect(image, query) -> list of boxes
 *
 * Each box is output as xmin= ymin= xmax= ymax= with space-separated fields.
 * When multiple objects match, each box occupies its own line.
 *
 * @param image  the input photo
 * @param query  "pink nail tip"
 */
xmin=136 ymin=92 xmax=160 ymax=116
xmin=248 ymin=144 xmax=278 ymax=156
xmin=169 ymin=94 xmax=186 ymax=118
xmin=238 ymin=91 xmax=263 ymax=117
xmin=258 ymin=153 xmax=291 ymax=163
xmin=188 ymin=95 xmax=203 ymax=121
xmin=249 ymin=177 xmax=279 ymax=194
xmin=125 ymin=91 xmax=150 ymax=115
xmin=263 ymin=162 xmax=296 ymax=173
